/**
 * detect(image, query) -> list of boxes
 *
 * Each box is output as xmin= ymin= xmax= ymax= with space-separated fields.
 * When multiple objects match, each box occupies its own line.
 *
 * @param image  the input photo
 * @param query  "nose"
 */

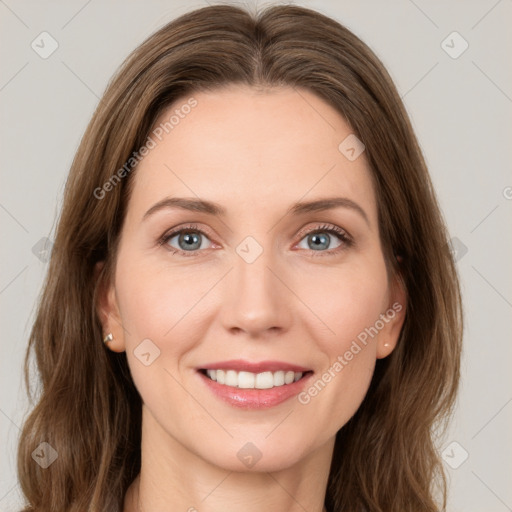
xmin=219 ymin=243 xmax=293 ymax=338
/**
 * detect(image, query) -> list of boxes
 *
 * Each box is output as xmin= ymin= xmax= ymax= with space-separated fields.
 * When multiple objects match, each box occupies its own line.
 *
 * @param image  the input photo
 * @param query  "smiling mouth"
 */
xmin=198 ymin=368 xmax=314 ymax=389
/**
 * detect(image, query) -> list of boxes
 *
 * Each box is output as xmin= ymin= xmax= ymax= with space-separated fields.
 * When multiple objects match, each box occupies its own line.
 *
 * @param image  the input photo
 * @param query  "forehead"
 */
xmin=128 ymin=85 xmax=376 ymax=223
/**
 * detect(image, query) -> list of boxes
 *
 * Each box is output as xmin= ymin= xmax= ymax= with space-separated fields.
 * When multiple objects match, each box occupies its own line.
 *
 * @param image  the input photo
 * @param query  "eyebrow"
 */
xmin=143 ymin=196 xmax=370 ymax=226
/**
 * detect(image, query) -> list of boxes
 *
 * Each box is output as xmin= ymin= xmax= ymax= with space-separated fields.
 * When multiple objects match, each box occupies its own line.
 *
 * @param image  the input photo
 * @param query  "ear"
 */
xmin=94 ymin=261 xmax=126 ymax=353
xmin=376 ymin=270 xmax=407 ymax=359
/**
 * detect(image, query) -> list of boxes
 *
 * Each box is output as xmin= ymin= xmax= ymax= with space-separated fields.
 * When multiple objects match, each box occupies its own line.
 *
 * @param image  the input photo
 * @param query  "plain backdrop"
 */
xmin=1 ymin=1 xmax=511 ymax=510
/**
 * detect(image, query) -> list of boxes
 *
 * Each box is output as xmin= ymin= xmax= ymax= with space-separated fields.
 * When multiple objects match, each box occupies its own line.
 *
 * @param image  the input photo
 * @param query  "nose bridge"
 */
xmin=221 ymin=233 xmax=291 ymax=334
xmin=235 ymin=237 xmax=274 ymax=293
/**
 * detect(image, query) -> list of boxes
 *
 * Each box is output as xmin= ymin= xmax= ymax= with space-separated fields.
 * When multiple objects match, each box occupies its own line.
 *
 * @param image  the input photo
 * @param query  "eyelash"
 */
xmin=158 ymin=222 xmax=353 ymax=258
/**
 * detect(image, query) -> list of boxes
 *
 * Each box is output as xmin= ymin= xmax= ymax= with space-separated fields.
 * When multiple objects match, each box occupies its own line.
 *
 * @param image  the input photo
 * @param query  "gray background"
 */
xmin=1 ymin=0 xmax=511 ymax=510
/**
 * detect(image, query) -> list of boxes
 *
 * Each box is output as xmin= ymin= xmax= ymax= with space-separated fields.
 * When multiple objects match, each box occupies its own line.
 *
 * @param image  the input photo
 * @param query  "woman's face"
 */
xmin=100 ymin=84 xmax=405 ymax=472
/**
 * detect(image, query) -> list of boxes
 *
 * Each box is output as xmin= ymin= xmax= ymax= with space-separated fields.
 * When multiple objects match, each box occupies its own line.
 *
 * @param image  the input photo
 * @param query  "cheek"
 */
xmin=114 ymin=255 xmax=215 ymax=396
xmin=297 ymin=255 xmax=389 ymax=349
xmin=113 ymin=254 xmax=215 ymax=411
xmin=115 ymin=252 xmax=213 ymax=341
xmin=293 ymin=256 xmax=387 ymax=426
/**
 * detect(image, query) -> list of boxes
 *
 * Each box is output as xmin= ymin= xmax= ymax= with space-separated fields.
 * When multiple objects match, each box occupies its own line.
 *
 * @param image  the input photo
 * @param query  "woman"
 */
xmin=17 ymin=4 xmax=463 ymax=511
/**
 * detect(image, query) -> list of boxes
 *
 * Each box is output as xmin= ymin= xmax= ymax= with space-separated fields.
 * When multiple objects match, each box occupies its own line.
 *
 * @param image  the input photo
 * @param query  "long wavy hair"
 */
xmin=17 ymin=3 xmax=463 ymax=511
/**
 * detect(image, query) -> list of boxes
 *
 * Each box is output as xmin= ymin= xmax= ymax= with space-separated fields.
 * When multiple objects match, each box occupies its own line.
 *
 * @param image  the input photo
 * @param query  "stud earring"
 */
xmin=383 ymin=342 xmax=390 ymax=347
xmin=103 ymin=333 xmax=114 ymax=344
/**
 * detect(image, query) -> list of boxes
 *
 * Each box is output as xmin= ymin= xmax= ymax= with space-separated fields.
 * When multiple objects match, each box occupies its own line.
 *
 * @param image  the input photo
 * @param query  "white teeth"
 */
xmin=225 ymin=370 xmax=238 ymax=387
xmin=274 ymin=371 xmax=285 ymax=386
xmin=284 ymin=371 xmax=295 ymax=384
xmin=204 ymin=369 xmax=306 ymax=389
xmin=255 ymin=371 xmax=274 ymax=389
xmin=238 ymin=371 xmax=255 ymax=389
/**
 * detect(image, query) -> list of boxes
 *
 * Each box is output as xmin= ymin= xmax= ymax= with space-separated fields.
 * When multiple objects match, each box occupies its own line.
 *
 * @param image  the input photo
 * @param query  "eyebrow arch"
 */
xmin=288 ymin=197 xmax=370 ymax=226
xmin=143 ymin=196 xmax=370 ymax=226
xmin=143 ymin=197 xmax=226 ymax=219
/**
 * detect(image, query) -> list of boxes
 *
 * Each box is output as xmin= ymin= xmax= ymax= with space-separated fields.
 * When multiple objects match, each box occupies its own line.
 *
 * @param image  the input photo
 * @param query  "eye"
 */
xmin=159 ymin=222 xmax=353 ymax=258
xmin=295 ymin=223 xmax=353 ymax=256
xmin=159 ymin=223 xmax=213 ymax=257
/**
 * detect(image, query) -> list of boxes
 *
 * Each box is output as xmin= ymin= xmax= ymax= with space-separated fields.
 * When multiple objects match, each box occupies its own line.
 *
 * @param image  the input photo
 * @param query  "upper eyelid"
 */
xmin=298 ymin=223 xmax=349 ymax=236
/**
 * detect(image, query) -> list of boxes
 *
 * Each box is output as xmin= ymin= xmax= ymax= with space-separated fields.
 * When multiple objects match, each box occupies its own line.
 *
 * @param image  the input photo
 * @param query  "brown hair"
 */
xmin=17 ymin=4 xmax=463 ymax=511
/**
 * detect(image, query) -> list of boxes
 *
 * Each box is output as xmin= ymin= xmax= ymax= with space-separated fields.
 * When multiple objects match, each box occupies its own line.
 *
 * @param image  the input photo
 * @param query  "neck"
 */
xmin=124 ymin=405 xmax=333 ymax=512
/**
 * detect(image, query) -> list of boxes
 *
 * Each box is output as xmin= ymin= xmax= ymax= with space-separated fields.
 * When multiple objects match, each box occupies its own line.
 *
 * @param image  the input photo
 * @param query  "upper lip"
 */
xmin=198 ymin=359 xmax=312 ymax=373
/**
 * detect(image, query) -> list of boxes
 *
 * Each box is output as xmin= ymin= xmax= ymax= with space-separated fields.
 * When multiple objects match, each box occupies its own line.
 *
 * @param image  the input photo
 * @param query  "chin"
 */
xmin=199 ymin=436 xmax=316 ymax=473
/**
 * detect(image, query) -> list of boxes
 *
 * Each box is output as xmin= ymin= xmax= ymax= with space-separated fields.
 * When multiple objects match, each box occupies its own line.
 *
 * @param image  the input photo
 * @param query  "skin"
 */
xmin=97 ymin=84 xmax=406 ymax=512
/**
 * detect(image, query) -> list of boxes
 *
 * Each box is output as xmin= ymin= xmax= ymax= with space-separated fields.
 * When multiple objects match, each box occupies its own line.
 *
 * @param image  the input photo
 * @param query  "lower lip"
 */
xmin=197 ymin=370 xmax=314 ymax=409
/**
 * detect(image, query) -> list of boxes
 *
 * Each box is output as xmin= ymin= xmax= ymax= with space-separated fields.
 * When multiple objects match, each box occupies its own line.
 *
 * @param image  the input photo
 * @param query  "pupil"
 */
xmin=181 ymin=232 xmax=200 ymax=250
xmin=310 ymin=233 xmax=329 ymax=250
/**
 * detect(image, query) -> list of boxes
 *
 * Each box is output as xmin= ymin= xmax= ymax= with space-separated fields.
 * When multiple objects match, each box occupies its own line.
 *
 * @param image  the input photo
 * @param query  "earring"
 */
xmin=103 ymin=333 xmax=114 ymax=344
xmin=383 ymin=342 xmax=390 ymax=347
